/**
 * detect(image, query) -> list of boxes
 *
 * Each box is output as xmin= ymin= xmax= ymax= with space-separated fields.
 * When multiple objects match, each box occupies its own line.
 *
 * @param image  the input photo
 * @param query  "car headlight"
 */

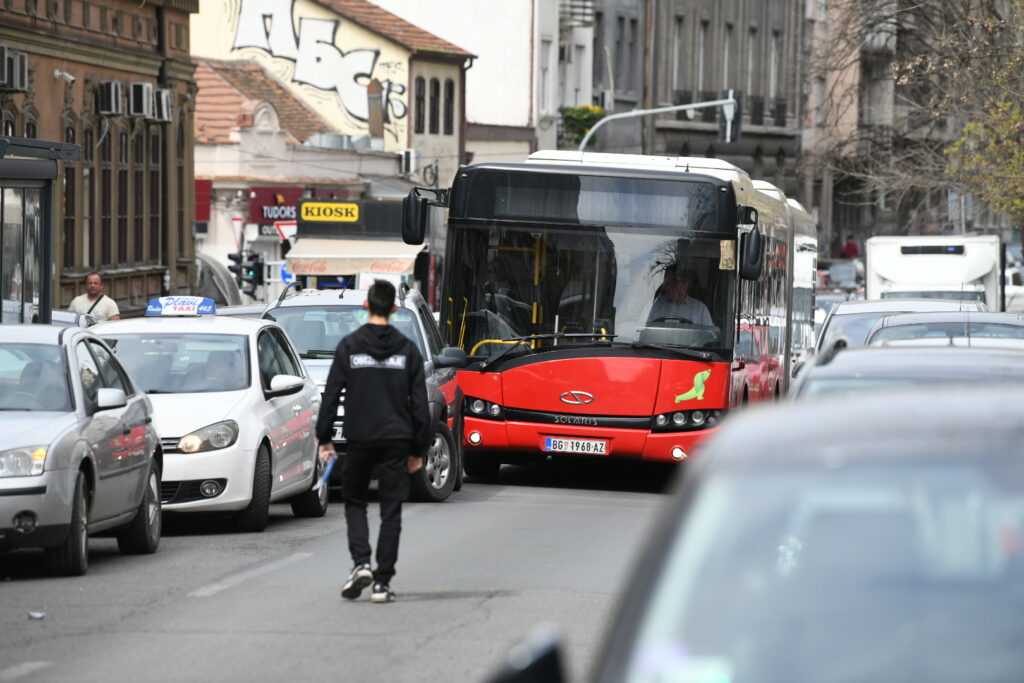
xmin=178 ymin=420 xmax=239 ymax=453
xmin=0 ymin=446 xmax=48 ymax=477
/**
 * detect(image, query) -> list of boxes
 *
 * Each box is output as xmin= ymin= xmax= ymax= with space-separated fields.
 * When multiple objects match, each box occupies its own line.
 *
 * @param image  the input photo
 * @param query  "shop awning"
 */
xmin=285 ymin=238 xmax=424 ymax=276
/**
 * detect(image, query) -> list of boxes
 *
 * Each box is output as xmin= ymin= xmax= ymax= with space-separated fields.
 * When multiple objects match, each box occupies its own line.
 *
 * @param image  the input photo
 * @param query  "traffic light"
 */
xmin=250 ymin=252 xmax=265 ymax=286
xmin=240 ymin=252 xmax=258 ymax=298
xmin=227 ymin=251 xmax=243 ymax=287
xmin=718 ymin=89 xmax=743 ymax=143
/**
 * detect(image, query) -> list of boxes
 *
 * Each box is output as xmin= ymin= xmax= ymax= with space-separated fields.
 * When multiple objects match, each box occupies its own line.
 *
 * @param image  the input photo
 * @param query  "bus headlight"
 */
xmin=465 ymin=397 xmax=504 ymax=420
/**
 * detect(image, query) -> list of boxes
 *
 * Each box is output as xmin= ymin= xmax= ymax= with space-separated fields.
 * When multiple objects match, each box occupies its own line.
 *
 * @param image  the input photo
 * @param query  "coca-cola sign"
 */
xmin=248 ymin=187 xmax=303 ymax=224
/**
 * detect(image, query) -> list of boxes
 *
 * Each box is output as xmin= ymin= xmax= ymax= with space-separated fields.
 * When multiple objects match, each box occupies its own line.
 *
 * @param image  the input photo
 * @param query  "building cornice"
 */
xmin=0 ymin=24 xmax=166 ymax=77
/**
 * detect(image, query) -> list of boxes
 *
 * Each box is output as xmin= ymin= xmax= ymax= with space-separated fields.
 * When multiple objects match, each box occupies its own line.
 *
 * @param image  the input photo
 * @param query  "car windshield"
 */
xmin=445 ymin=223 xmax=736 ymax=358
xmin=265 ymin=306 xmax=424 ymax=358
xmin=626 ymin=461 xmax=1024 ymax=683
xmin=103 ymin=334 xmax=250 ymax=393
xmin=0 ymin=343 xmax=72 ymax=411
xmin=871 ymin=321 xmax=1024 ymax=344
xmin=882 ymin=290 xmax=987 ymax=303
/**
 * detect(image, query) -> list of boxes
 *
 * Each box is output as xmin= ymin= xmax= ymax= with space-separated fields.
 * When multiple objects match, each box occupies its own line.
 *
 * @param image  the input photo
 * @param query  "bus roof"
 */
xmin=527 ymin=150 xmax=752 ymax=185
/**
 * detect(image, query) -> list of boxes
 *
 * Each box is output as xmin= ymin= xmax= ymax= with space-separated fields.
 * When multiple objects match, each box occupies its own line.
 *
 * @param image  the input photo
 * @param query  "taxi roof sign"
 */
xmin=145 ymin=297 xmax=217 ymax=316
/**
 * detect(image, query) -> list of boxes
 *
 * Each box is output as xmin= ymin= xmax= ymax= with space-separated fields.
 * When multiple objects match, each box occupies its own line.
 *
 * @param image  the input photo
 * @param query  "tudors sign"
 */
xmin=249 ymin=187 xmax=303 ymax=223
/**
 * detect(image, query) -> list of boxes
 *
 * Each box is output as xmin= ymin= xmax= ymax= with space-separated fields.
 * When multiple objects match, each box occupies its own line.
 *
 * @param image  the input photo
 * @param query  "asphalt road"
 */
xmin=0 ymin=460 xmax=673 ymax=683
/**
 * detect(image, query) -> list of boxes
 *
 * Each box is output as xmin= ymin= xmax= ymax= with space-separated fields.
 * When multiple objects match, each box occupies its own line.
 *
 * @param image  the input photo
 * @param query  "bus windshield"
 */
xmin=443 ymin=223 xmax=736 ymax=358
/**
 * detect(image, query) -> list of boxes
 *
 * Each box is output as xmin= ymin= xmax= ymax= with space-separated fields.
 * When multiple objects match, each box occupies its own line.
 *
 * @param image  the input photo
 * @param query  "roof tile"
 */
xmin=315 ymin=0 xmax=474 ymax=58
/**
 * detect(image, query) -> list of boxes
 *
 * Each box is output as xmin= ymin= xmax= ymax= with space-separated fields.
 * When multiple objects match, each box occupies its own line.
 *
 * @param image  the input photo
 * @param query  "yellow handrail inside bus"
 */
xmin=446 ymin=296 xmax=454 ymax=343
xmin=469 ymin=339 xmax=530 ymax=356
xmin=457 ymin=297 xmax=468 ymax=349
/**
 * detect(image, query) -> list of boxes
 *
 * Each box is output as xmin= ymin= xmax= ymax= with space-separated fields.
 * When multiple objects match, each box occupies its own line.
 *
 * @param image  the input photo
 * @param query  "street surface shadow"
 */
xmin=0 ymin=539 xmax=137 ymax=581
xmin=464 ymin=458 xmax=678 ymax=495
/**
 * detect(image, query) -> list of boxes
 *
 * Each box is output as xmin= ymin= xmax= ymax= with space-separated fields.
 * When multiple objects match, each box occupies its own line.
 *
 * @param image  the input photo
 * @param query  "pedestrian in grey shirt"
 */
xmin=647 ymin=267 xmax=713 ymax=326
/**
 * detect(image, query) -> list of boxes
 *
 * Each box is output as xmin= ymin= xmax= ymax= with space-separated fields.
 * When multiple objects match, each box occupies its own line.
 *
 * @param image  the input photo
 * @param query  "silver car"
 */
xmin=0 ymin=325 xmax=161 ymax=575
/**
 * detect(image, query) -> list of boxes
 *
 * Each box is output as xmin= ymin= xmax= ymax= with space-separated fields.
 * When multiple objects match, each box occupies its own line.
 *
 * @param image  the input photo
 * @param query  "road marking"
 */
xmin=187 ymin=552 xmax=314 ymax=598
xmin=0 ymin=662 xmax=53 ymax=682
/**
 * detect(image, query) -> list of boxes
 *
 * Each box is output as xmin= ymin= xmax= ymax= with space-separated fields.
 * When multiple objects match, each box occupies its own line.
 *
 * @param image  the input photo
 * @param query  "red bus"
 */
xmin=403 ymin=151 xmax=794 ymax=475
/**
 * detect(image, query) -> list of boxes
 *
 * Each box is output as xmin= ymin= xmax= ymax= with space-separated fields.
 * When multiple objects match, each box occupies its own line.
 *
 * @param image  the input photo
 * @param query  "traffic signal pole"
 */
xmin=578 ymin=90 xmax=740 ymax=153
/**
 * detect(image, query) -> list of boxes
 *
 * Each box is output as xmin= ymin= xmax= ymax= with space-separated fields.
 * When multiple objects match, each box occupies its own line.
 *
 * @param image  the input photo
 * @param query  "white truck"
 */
xmin=865 ymin=235 xmax=1004 ymax=311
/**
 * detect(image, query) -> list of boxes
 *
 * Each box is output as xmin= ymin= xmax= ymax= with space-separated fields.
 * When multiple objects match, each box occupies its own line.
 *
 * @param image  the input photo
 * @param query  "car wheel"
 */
xmin=411 ymin=424 xmax=457 ymax=502
xmin=46 ymin=472 xmax=88 ymax=576
xmin=289 ymin=448 xmax=330 ymax=518
xmin=117 ymin=462 xmax=162 ymax=554
xmin=464 ymin=451 xmax=501 ymax=479
xmin=234 ymin=444 xmax=271 ymax=532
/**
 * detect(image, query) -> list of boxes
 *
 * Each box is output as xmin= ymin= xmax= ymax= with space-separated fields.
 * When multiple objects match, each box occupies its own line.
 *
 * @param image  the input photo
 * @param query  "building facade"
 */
xmin=1 ymin=0 xmax=199 ymax=316
xmin=590 ymin=0 xmax=803 ymax=196
xmin=191 ymin=0 xmax=473 ymax=191
xmin=193 ymin=57 xmax=404 ymax=302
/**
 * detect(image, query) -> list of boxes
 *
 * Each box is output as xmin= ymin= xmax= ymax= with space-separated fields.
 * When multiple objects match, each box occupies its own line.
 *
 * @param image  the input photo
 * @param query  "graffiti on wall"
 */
xmin=231 ymin=0 xmax=407 ymax=138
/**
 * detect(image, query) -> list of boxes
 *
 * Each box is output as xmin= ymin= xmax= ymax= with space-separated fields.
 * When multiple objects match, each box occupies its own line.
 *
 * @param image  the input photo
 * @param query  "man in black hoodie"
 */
xmin=316 ymin=280 xmax=430 ymax=603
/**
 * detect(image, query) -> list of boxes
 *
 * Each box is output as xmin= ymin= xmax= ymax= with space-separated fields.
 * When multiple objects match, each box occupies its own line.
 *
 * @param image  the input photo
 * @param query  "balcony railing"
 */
xmin=560 ymin=0 xmax=595 ymax=27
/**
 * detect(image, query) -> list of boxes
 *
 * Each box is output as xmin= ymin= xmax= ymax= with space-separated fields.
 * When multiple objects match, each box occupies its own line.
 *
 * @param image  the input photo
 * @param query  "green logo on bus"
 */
xmin=675 ymin=369 xmax=711 ymax=403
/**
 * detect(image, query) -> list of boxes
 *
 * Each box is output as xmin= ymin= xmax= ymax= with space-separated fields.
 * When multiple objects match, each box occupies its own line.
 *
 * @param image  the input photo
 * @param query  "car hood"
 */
xmin=301 ymin=359 xmax=333 ymax=388
xmin=148 ymin=391 xmax=247 ymax=438
xmin=0 ymin=412 xmax=79 ymax=450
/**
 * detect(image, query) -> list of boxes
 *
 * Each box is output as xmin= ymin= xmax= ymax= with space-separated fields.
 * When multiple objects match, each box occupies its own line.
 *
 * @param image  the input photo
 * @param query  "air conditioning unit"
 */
xmin=400 ymin=149 xmax=417 ymax=175
xmin=0 ymin=48 xmax=28 ymax=92
xmin=97 ymin=81 xmax=123 ymax=115
xmin=129 ymin=82 xmax=154 ymax=118
xmin=153 ymin=88 xmax=173 ymax=123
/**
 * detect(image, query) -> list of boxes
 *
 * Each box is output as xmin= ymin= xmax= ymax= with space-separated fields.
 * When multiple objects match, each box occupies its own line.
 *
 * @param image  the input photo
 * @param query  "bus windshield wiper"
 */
xmin=627 ymin=341 xmax=717 ymax=362
xmin=479 ymin=333 xmax=618 ymax=370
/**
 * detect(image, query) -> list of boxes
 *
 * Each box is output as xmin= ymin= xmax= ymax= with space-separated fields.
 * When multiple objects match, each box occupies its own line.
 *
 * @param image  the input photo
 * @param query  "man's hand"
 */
xmin=407 ymin=456 xmax=423 ymax=473
xmin=318 ymin=443 xmax=336 ymax=465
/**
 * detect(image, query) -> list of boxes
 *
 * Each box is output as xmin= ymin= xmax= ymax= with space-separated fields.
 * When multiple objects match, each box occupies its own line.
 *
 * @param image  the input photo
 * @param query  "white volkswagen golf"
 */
xmin=95 ymin=297 xmax=327 ymax=531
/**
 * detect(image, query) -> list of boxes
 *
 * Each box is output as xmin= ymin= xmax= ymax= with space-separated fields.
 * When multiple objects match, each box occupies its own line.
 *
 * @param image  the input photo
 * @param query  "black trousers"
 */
xmin=342 ymin=440 xmax=412 ymax=585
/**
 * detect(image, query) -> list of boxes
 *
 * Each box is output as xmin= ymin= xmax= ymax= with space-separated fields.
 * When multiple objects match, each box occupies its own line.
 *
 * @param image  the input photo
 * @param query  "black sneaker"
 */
xmin=370 ymin=582 xmax=395 ymax=603
xmin=340 ymin=564 xmax=373 ymax=600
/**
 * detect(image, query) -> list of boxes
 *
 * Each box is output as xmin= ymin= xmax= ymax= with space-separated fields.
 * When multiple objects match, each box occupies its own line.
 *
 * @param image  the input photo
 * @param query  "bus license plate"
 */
xmin=544 ymin=437 xmax=607 ymax=455
xmin=333 ymin=426 xmax=345 ymax=442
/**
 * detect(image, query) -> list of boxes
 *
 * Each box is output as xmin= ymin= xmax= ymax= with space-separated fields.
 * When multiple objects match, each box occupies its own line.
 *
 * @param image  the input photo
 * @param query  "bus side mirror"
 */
xmin=402 ymin=191 xmax=428 ymax=245
xmin=740 ymin=227 xmax=764 ymax=281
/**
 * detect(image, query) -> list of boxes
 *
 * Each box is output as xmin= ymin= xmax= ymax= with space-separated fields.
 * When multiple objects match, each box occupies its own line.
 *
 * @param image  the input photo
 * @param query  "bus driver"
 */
xmin=647 ymin=266 xmax=713 ymax=326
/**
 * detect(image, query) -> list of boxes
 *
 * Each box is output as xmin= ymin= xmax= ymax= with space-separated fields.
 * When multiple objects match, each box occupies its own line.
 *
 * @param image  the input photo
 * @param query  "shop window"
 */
xmin=429 ymin=78 xmax=440 ymax=135
xmin=117 ymin=131 xmax=128 ymax=263
xmin=100 ymin=129 xmax=112 ymax=265
xmin=443 ymin=79 xmax=454 ymax=136
xmin=149 ymin=129 xmax=161 ymax=262
xmin=63 ymin=124 xmax=76 ymax=270
xmin=133 ymin=132 xmax=144 ymax=262
xmin=414 ymin=77 xmax=425 ymax=134
xmin=0 ymin=188 xmax=24 ymax=322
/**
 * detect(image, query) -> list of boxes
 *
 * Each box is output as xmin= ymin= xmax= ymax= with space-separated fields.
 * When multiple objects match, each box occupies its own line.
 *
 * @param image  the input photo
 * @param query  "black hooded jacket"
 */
xmin=316 ymin=323 xmax=431 ymax=449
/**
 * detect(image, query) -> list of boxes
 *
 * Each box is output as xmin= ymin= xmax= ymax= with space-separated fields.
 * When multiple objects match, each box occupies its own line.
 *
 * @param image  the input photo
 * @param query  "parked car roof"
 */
xmin=0 ymin=324 xmax=68 ymax=344
xmin=828 ymin=298 xmax=988 ymax=315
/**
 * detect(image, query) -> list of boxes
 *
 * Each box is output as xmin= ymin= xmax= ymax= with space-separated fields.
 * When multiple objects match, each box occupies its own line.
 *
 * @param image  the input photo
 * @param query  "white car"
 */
xmin=95 ymin=297 xmax=327 ymax=531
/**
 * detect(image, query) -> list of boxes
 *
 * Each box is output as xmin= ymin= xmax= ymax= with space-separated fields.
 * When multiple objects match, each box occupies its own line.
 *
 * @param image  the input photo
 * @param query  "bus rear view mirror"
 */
xmin=402 ymin=191 xmax=428 ymax=245
xmin=739 ymin=227 xmax=764 ymax=280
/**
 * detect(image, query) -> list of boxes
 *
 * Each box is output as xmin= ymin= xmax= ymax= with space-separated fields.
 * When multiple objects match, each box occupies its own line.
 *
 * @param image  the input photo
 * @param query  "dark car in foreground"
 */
xmin=791 ymin=346 xmax=1024 ymax=399
xmin=491 ymin=386 xmax=1024 ymax=683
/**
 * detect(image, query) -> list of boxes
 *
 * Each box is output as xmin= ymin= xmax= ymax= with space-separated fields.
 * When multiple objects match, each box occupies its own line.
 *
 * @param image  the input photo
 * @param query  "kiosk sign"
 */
xmin=299 ymin=201 xmax=360 ymax=222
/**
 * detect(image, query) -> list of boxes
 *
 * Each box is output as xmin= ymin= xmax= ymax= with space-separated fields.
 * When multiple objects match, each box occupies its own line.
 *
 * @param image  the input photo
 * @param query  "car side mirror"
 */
xmin=486 ymin=629 xmax=567 ymax=683
xmin=96 ymin=387 xmax=127 ymax=411
xmin=739 ymin=227 xmax=764 ymax=281
xmin=434 ymin=347 xmax=468 ymax=369
xmin=402 ymin=191 xmax=428 ymax=245
xmin=268 ymin=374 xmax=304 ymax=396
xmin=792 ymin=360 xmax=804 ymax=378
